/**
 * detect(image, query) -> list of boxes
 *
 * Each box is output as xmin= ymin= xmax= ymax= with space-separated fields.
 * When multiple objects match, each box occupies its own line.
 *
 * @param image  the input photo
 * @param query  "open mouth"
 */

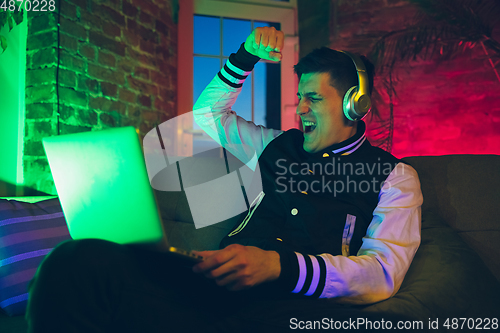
xmin=303 ymin=121 xmax=317 ymax=134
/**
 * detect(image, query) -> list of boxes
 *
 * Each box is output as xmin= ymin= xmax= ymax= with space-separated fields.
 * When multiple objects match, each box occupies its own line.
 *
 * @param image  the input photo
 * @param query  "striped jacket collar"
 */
xmin=307 ymin=121 xmax=367 ymax=159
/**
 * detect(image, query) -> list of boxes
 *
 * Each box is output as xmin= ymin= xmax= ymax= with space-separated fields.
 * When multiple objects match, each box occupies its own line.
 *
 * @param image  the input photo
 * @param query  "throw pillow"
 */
xmin=0 ymin=198 xmax=70 ymax=316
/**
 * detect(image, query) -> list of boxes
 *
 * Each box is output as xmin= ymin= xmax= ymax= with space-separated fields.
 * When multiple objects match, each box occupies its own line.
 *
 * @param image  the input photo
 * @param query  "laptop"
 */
xmin=42 ymin=126 xmax=203 ymax=264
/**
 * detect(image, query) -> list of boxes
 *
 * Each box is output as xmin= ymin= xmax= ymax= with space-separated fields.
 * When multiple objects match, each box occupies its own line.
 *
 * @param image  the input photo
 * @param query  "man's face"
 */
xmin=296 ymin=72 xmax=352 ymax=153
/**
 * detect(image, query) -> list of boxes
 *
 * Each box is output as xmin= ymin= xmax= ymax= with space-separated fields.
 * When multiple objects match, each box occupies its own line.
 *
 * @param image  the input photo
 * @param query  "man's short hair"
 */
xmin=293 ymin=47 xmax=374 ymax=97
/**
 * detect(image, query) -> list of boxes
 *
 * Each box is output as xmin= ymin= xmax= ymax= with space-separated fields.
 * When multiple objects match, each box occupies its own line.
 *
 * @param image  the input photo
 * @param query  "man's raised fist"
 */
xmin=244 ymin=26 xmax=284 ymax=62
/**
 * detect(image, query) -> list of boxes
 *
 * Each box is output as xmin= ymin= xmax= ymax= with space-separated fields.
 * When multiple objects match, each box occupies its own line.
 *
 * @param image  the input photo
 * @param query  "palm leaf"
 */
xmin=368 ymin=0 xmax=500 ymax=152
xmin=0 ymin=35 xmax=6 ymax=53
xmin=0 ymin=10 xmax=7 ymax=28
xmin=0 ymin=8 xmax=24 ymax=55
xmin=12 ymin=9 xmax=23 ymax=25
xmin=372 ymin=0 xmax=500 ymax=72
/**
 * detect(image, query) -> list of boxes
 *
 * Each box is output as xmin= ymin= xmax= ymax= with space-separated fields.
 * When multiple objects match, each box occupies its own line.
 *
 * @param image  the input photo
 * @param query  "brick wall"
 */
xmin=328 ymin=0 xmax=500 ymax=158
xmin=24 ymin=0 xmax=178 ymax=194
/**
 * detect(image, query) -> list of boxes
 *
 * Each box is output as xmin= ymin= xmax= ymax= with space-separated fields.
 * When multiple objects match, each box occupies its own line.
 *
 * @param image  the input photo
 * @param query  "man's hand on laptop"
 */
xmin=192 ymin=244 xmax=281 ymax=291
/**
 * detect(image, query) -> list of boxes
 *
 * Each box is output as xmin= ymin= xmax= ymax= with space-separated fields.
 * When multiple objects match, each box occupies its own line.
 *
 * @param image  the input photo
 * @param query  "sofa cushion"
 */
xmin=0 ymin=198 xmax=70 ymax=316
xmin=403 ymin=155 xmax=500 ymax=283
xmin=360 ymin=210 xmax=500 ymax=319
xmin=0 ymin=308 xmax=28 ymax=331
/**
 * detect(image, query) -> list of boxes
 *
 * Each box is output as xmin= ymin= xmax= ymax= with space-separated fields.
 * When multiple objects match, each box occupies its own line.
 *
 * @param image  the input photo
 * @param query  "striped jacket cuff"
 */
xmin=276 ymin=250 xmax=327 ymax=298
xmin=218 ymin=43 xmax=260 ymax=88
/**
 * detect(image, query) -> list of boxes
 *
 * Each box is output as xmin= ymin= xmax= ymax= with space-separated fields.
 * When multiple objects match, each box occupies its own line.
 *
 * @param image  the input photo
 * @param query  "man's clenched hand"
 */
xmin=244 ymin=26 xmax=284 ymax=62
xmin=192 ymin=244 xmax=281 ymax=291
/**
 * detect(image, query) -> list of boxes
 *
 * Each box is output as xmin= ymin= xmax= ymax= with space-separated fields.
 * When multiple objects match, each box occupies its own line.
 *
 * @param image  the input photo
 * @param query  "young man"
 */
xmin=26 ymin=27 xmax=423 ymax=332
xmin=191 ymin=26 xmax=422 ymax=302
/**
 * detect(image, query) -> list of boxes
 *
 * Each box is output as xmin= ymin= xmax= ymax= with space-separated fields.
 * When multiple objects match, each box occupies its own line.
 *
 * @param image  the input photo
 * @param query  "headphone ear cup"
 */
xmin=343 ymin=86 xmax=358 ymax=121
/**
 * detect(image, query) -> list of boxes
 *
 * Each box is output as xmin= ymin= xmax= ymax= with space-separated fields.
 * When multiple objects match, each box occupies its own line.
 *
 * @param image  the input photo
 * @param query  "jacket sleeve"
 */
xmin=193 ymin=43 xmax=283 ymax=160
xmin=276 ymin=163 xmax=423 ymax=304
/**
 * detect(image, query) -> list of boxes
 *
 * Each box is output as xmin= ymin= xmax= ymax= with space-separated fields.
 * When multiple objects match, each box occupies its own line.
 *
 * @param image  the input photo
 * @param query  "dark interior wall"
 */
xmin=297 ymin=0 xmax=331 ymax=59
xmin=298 ymin=0 xmax=500 ymax=158
xmin=24 ymin=0 xmax=178 ymax=194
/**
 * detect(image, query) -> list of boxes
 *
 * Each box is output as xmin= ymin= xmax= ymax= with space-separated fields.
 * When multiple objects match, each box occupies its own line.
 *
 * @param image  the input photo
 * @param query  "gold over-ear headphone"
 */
xmin=338 ymin=50 xmax=372 ymax=121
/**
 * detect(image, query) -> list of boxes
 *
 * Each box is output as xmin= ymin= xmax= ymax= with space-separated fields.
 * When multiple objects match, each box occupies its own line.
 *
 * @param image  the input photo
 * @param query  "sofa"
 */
xmin=1 ymin=154 xmax=499 ymax=332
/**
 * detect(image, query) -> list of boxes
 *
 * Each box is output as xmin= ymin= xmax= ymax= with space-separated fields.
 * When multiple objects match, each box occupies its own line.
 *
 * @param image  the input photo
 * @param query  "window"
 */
xmin=193 ymin=16 xmax=281 ymax=127
xmin=178 ymin=0 xmax=298 ymax=156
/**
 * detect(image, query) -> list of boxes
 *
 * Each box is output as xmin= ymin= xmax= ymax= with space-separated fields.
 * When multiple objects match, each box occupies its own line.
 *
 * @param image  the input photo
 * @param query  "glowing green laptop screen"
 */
xmin=42 ymin=127 xmax=164 ymax=245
